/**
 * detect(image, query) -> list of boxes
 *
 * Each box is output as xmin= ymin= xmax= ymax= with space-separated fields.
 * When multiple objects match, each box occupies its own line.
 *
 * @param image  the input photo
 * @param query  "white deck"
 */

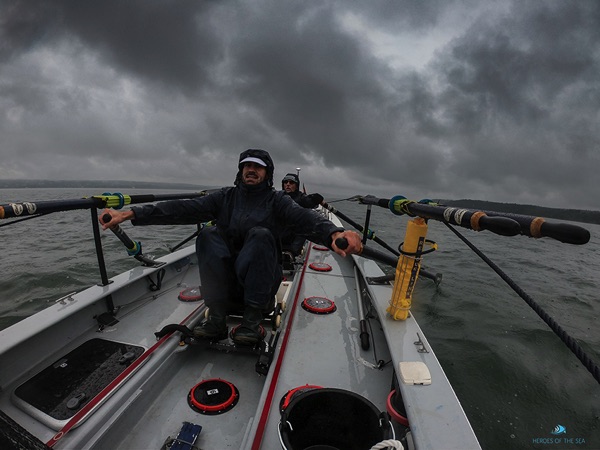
xmin=0 ymin=214 xmax=480 ymax=449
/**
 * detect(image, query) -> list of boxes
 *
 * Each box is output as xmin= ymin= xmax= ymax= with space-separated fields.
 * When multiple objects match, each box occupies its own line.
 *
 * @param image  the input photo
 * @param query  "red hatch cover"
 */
xmin=188 ymin=378 xmax=239 ymax=415
xmin=302 ymin=296 xmax=337 ymax=314
xmin=308 ymin=262 xmax=332 ymax=272
xmin=178 ymin=286 xmax=202 ymax=302
xmin=386 ymin=390 xmax=409 ymax=426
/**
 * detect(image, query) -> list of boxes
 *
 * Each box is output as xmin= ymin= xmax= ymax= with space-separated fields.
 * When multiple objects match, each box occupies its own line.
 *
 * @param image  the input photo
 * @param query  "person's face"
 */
xmin=283 ymin=180 xmax=298 ymax=193
xmin=242 ymin=162 xmax=267 ymax=185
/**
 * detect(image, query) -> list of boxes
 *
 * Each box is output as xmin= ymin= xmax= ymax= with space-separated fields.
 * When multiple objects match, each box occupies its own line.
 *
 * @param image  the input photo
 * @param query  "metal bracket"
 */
xmin=414 ymin=332 xmax=429 ymax=353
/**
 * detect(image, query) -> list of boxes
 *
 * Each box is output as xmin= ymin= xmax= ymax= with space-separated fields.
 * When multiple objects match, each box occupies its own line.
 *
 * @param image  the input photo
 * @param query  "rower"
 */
xmin=99 ymin=149 xmax=362 ymax=346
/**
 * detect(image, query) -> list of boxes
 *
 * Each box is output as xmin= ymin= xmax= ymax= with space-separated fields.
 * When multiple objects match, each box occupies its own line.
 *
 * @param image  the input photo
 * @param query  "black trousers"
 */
xmin=196 ymin=226 xmax=282 ymax=310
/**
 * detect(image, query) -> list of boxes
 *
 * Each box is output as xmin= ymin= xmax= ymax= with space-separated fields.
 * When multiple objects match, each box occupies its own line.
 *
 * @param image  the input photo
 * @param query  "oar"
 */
xmin=480 ymin=209 xmax=591 ymax=244
xmin=101 ymin=213 xmax=164 ymax=267
xmin=335 ymin=237 xmax=442 ymax=285
xmin=0 ymin=191 xmax=211 ymax=219
xmin=323 ymin=201 xmax=442 ymax=284
xmin=358 ymin=195 xmax=590 ymax=245
xmin=322 ymin=201 xmax=400 ymax=256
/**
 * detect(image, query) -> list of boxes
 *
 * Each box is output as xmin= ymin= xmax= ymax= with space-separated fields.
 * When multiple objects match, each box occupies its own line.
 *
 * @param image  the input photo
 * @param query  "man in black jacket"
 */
xmin=280 ymin=172 xmax=324 ymax=256
xmin=100 ymin=149 xmax=361 ymax=345
xmin=281 ymin=173 xmax=323 ymax=209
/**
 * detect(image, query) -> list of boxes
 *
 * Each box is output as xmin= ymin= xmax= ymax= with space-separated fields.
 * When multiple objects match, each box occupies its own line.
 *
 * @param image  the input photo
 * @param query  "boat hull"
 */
xmin=0 ymin=212 xmax=480 ymax=449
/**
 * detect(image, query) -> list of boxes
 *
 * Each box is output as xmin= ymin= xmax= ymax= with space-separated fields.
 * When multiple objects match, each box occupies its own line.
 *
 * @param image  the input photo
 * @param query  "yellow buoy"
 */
xmin=387 ymin=217 xmax=428 ymax=320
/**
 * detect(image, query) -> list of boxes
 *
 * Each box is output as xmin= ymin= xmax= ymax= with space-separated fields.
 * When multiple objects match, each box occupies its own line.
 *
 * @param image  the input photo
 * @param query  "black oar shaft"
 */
xmin=360 ymin=196 xmax=520 ymax=236
xmin=360 ymin=195 xmax=590 ymax=245
xmin=0 ymin=192 xmax=207 ymax=220
xmin=407 ymin=203 xmax=521 ymax=237
xmin=335 ymin=238 xmax=440 ymax=283
xmin=0 ymin=198 xmax=104 ymax=218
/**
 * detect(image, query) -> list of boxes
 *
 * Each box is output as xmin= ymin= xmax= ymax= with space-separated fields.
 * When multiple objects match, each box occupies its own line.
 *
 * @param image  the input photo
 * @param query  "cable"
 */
xmin=445 ymin=222 xmax=600 ymax=385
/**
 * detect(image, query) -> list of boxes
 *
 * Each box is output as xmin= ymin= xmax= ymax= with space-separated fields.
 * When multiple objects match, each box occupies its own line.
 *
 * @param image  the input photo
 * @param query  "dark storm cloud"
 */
xmin=0 ymin=0 xmax=598 ymax=210
xmin=425 ymin=1 xmax=600 ymax=205
xmin=1 ymin=0 xmax=221 ymax=92
xmin=230 ymin=4 xmax=388 ymax=163
xmin=225 ymin=2 xmax=449 ymax=189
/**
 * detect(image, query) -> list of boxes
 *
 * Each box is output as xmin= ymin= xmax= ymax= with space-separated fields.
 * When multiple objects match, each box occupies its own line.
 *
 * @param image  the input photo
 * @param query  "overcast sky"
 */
xmin=1 ymin=1 xmax=598 ymax=210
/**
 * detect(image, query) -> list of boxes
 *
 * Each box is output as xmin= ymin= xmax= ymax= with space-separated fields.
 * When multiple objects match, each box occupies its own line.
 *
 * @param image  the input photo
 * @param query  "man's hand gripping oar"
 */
xmin=330 ymin=230 xmax=363 ymax=257
xmin=99 ymin=209 xmax=164 ymax=267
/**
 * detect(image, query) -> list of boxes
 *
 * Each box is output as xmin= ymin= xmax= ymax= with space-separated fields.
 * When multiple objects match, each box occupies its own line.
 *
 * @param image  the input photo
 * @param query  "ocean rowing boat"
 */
xmin=0 ymin=192 xmax=592 ymax=450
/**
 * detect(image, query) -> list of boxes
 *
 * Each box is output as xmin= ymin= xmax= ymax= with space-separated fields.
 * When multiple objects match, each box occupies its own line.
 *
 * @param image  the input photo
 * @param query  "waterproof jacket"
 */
xmin=286 ymin=190 xmax=321 ymax=209
xmin=130 ymin=181 xmax=343 ymax=254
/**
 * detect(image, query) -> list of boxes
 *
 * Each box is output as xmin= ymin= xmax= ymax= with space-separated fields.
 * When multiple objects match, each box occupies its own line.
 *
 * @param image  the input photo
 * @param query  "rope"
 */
xmin=0 ymin=212 xmax=51 ymax=228
xmin=365 ymin=302 xmax=391 ymax=369
xmin=445 ymin=222 xmax=600 ymax=385
xmin=370 ymin=439 xmax=405 ymax=449
xmin=327 ymin=195 xmax=363 ymax=203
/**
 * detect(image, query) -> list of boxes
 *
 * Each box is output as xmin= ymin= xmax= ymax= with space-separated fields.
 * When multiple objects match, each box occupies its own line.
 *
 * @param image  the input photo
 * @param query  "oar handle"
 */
xmin=100 ymin=214 xmax=168 ymax=268
xmin=324 ymin=202 xmax=400 ymax=256
xmin=336 ymin=237 xmax=397 ymax=266
xmin=537 ymin=222 xmax=590 ymax=245
xmin=483 ymin=211 xmax=591 ymax=245
xmin=102 ymin=214 xmax=139 ymax=254
xmin=335 ymin=237 xmax=350 ymax=250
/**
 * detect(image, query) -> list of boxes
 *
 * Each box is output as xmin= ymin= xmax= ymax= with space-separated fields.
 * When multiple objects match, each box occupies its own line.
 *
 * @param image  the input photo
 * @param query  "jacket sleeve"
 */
xmin=296 ymin=192 xmax=323 ymax=209
xmin=275 ymin=193 xmax=343 ymax=248
xmin=130 ymin=189 xmax=224 ymax=225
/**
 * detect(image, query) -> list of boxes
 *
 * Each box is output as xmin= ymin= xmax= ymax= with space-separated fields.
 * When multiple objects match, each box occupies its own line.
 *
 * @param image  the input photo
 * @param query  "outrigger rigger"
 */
xmin=0 ymin=190 xmax=595 ymax=450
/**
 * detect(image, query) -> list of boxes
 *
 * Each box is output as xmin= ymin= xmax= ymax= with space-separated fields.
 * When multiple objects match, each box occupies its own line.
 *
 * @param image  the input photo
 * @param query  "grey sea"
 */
xmin=1 ymin=188 xmax=599 ymax=450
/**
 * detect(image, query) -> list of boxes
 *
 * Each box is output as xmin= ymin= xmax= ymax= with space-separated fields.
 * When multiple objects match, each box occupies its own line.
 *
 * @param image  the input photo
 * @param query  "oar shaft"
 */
xmin=406 ymin=202 xmax=521 ymax=237
xmin=360 ymin=195 xmax=590 ymax=245
xmin=335 ymin=237 xmax=440 ymax=283
xmin=0 ymin=198 xmax=103 ymax=218
xmin=359 ymin=196 xmax=520 ymax=236
xmin=0 ymin=192 xmax=208 ymax=219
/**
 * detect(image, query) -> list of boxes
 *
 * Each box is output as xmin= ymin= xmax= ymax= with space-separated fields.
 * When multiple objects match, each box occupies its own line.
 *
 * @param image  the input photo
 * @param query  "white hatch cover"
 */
xmin=398 ymin=361 xmax=432 ymax=385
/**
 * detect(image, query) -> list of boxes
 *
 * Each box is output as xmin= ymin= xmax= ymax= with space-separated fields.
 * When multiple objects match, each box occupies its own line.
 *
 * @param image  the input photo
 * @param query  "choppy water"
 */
xmin=1 ymin=188 xmax=599 ymax=449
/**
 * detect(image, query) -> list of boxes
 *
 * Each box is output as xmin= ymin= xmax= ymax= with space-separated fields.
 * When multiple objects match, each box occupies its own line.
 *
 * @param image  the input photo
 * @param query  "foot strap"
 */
xmin=155 ymin=324 xmax=194 ymax=339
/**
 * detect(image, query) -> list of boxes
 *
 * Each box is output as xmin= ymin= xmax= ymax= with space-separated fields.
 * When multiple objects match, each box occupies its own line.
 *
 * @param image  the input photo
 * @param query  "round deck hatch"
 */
xmin=302 ymin=296 xmax=336 ymax=314
xmin=312 ymin=245 xmax=329 ymax=251
xmin=188 ymin=378 xmax=239 ymax=415
xmin=178 ymin=286 xmax=202 ymax=302
xmin=278 ymin=388 xmax=393 ymax=449
xmin=308 ymin=262 xmax=332 ymax=272
xmin=386 ymin=389 xmax=409 ymax=427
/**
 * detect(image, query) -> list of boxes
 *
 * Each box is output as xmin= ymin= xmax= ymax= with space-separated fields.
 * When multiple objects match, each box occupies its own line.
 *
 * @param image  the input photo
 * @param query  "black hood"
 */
xmin=234 ymin=149 xmax=274 ymax=187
